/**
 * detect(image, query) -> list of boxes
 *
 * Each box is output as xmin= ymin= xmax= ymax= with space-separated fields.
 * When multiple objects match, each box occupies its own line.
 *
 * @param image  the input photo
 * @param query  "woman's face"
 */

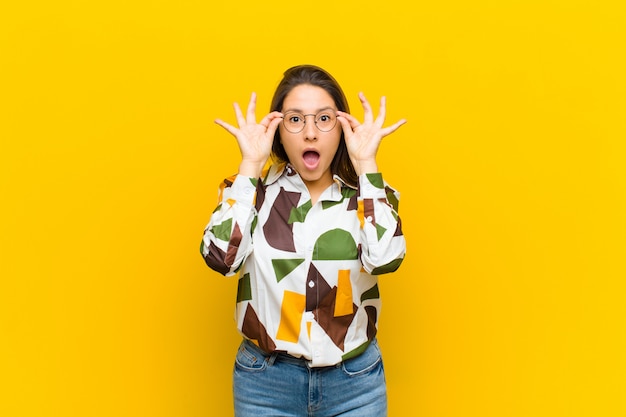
xmin=279 ymin=84 xmax=341 ymax=192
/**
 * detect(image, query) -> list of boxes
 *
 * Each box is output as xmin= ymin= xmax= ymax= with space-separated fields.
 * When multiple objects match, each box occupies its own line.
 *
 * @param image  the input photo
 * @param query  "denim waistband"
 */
xmin=242 ymin=338 xmax=318 ymax=367
xmin=242 ymin=338 xmax=374 ymax=368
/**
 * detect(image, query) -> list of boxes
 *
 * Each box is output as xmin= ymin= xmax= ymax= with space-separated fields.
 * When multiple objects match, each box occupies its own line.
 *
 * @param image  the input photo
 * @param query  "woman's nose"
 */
xmin=303 ymin=115 xmax=317 ymax=141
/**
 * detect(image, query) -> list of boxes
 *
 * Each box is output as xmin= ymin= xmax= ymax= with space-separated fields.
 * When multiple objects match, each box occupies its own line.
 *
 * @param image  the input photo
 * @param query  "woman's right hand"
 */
xmin=214 ymin=92 xmax=283 ymax=178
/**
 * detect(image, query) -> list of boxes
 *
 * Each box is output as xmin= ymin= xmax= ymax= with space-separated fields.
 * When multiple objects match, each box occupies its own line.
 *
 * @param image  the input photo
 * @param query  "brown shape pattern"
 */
xmin=313 ymin=287 xmax=357 ymax=351
xmin=364 ymin=305 xmax=378 ymax=340
xmin=263 ymin=187 xmax=301 ymax=252
xmin=363 ymin=199 xmax=375 ymax=226
xmin=242 ymin=303 xmax=277 ymax=353
xmin=347 ymin=193 xmax=358 ymax=211
xmin=394 ymin=216 xmax=403 ymax=237
xmin=375 ymin=197 xmax=403 ymax=237
xmin=255 ymin=181 xmax=266 ymax=211
xmin=305 ymin=264 xmax=332 ymax=312
xmin=203 ymin=241 xmax=229 ymax=275
xmin=224 ymin=222 xmax=242 ymax=268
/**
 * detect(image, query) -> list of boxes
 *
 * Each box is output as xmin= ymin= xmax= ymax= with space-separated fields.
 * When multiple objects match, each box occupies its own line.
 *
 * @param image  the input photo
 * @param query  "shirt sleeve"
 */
xmin=357 ymin=173 xmax=406 ymax=275
xmin=200 ymin=174 xmax=258 ymax=276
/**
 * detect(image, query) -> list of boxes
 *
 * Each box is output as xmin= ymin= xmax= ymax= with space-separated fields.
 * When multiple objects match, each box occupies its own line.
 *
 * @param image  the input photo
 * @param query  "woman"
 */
xmin=201 ymin=64 xmax=406 ymax=416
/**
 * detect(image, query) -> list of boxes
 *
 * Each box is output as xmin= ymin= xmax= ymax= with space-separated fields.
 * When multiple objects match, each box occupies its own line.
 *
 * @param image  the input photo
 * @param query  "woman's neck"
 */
xmin=303 ymin=176 xmax=333 ymax=206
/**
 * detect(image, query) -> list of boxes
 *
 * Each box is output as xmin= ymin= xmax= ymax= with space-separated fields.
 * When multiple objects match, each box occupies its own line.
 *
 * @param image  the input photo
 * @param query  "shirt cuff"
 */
xmin=358 ymin=173 xmax=387 ymax=199
xmin=228 ymin=174 xmax=258 ymax=206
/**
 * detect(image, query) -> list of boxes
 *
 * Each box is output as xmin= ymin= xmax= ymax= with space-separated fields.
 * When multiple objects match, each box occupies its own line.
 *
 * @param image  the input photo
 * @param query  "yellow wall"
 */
xmin=2 ymin=1 xmax=625 ymax=416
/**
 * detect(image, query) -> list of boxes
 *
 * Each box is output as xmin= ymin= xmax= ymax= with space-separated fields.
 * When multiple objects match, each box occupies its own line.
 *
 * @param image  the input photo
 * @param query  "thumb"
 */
xmin=337 ymin=116 xmax=353 ymax=138
xmin=266 ymin=117 xmax=283 ymax=137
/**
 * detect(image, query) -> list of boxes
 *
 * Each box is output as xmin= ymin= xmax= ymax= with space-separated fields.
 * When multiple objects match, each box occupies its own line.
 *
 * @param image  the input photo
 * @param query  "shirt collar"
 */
xmin=261 ymin=162 xmax=288 ymax=185
xmin=262 ymin=162 xmax=357 ymax=193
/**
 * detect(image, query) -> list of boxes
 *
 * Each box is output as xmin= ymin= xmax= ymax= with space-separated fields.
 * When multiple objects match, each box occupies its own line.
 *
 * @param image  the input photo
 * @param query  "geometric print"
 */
xmin=201 ymin=162 xmax=405 ymax=366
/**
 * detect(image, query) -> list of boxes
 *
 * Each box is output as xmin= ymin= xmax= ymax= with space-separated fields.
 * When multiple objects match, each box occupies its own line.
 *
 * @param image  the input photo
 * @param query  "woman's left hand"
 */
xmin=337 ymin=92 xmax=406 ymax=175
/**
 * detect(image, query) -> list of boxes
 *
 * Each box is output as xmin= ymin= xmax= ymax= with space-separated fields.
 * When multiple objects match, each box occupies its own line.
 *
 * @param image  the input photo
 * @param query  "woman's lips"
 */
xmin=302 ymin=150 xmax=320 ymax=170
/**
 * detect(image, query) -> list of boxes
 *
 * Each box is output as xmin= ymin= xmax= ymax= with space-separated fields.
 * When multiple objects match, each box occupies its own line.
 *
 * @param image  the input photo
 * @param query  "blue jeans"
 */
xmin=233 ymin=339 xmax=388 ymax=417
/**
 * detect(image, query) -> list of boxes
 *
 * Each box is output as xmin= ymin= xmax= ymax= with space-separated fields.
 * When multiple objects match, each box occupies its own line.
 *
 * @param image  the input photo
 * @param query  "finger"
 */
xmin=359 ymin=92 xmax=374 ymax=123
xmin=337 ymin=115 xmax=354 ymax=136
xmin=266 ymin=115 xmax=284 ymax=137
xmin=337 ymin=112 xmax=360 ymax=130
xmin=215 ymin=118 xmax=239 ymax=136
xmin=246 ymin=92 xmax=257 ymax=123
xmin=375 ymin=96 xmax=387 ymax=127
xmin=380 ymin=118 xmax=407 ymax=137
xmin=259 ymin=111 xmax=283 ymax=128
xmin=233 ymin=102 xmax=245 ymax=126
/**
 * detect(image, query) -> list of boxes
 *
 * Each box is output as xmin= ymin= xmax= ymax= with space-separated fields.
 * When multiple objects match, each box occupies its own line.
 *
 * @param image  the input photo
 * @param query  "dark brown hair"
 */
xmin=270 ymin=65 xmax=357 ymax=187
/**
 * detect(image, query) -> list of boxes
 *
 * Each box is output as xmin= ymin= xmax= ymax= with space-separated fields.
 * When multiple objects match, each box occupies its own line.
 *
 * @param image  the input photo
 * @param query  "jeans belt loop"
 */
xmin=267 ymin=352 xmax=279 ymax=366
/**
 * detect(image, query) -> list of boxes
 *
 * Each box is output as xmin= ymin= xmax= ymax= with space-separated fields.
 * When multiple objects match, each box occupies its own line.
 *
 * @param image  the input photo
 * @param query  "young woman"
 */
xmin=201 ymin=64 xmax=406 ymax=416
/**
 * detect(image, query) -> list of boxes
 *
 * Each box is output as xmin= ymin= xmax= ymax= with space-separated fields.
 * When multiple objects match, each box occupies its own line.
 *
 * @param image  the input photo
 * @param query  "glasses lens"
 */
xmin=315 ymin=111 xmax=336 ymax=132
xmin=283 ymin=112 xmax=304 ymax=133
xmin=282 ymin=110 xmax=337 ymax=133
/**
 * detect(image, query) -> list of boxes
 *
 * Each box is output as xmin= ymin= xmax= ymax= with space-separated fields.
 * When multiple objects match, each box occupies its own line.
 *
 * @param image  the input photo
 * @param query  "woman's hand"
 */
xmin=337 ymin=92 xmax=406 ymax=175
xmin=215 ymin=92 xmax=283 ymax=178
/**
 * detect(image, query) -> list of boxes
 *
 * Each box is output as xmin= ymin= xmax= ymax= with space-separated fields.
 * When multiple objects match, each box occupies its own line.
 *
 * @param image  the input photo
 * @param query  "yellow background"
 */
xmin=1 ymin=1 xmax=625 ymax=416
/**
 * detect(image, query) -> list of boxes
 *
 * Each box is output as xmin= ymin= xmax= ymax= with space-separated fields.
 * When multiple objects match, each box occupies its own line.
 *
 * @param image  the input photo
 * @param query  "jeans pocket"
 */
xmin=234 ymin=340 xmax=269 ymax=373
xmin=341 ymin=340 xmax=383 ymax=377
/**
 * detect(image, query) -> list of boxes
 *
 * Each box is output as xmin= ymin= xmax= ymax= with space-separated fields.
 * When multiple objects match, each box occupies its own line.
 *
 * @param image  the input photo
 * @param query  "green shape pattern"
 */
xmin=360 ymin=284 xmax=380 ymax=302
xmin=370 ymin=257 xmax=404 ymax=275
xmin=288 ymin=200 xmax=312 ymax=224
xmin=321 ymin=200 xmax=341 ymax=210
xmin=237 ymin=273 xmax=252 ymax=302
xmin=375 ymin=223 xmax=387 ymax=241
xmin=386 ymin=189 xmax=399 ymax=212
xmin=342 ymin=340 xmax=371 ymax=361
xmin=366 ymin=173 xmax=384 ymax=189
xmin=272 ymin=258 xmax=305 ymax=282
xmin=210 ymin=218 xmax=232 ymax=241
xmin=251 ymin=215 xmax=257 ymax=235
xmin=322 ymin=188 xmax=357 ymax=210
xmin=312 ymin=229 xmax=358 ymax=260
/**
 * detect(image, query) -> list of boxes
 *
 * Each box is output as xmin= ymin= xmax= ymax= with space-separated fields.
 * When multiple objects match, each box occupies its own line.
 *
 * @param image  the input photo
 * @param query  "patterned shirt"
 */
xmin=201 ymin=162 xmax=406 ymax=367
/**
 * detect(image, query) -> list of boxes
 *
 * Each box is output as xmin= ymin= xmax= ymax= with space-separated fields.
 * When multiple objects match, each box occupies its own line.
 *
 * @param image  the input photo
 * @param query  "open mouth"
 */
xmin=302 ymin=150 xmax=320 ymax=170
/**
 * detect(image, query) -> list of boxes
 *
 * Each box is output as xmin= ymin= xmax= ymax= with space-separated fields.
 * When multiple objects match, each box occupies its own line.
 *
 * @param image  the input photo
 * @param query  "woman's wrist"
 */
xmin=352 ymin=159 xmax=378 ymax=176
xmin=238 ymin=159 xmax=266 ymax=178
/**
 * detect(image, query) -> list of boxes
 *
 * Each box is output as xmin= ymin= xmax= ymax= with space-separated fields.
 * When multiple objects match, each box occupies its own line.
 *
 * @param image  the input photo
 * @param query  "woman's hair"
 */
xmin=270 ymin=64 xmax=357 ymax=187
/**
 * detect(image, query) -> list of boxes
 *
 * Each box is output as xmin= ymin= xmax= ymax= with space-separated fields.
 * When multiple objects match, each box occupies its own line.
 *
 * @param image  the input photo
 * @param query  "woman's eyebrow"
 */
xmin=282 ymin=106 xmax=336 ymax=113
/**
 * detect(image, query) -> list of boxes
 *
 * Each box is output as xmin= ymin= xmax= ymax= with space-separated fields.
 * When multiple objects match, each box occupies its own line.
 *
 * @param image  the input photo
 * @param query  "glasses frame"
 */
xmin=281 ymin=109 xmax=338 ymax=134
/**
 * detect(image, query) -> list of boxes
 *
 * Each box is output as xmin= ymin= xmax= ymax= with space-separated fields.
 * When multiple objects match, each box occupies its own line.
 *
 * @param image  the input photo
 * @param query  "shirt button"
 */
xmin=366 ymin=216 xmax=373 ymax=223
xmin=314 ymin=351 xmax=321 ymax=357
xmin=308 ymin=280 xmax=315 ymax=288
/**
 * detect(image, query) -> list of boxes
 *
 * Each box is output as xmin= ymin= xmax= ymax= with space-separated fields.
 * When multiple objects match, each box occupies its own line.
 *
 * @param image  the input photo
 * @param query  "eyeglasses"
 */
xmin=281 ymin=109 xmax=337 ymax=133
